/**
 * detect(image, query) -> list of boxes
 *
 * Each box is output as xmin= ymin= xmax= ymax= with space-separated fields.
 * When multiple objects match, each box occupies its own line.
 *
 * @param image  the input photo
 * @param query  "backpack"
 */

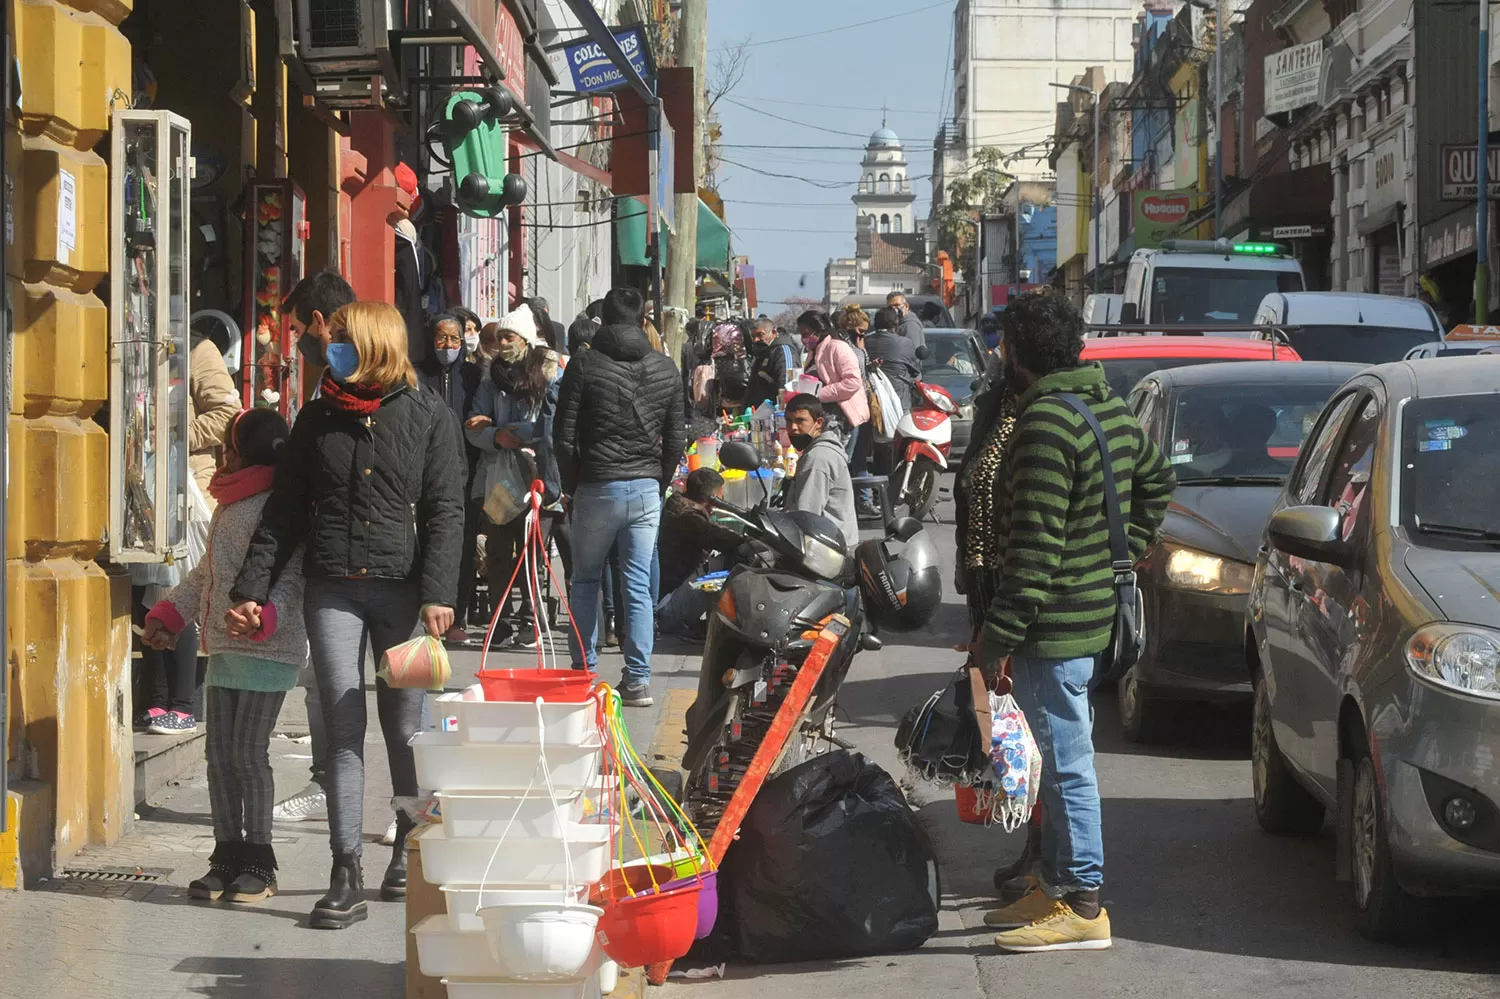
xmin=714 ymin=353 xmax=752 ymax=405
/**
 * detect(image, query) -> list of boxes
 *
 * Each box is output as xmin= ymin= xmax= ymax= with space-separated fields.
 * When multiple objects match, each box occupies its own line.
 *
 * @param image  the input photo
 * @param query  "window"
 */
xmin=1149 ymin=267 xmax=1305 ymax=323
xmin=880 ymin=214 xmax=891 ymax=233
xmin=1322 ymin=397 xmax=1381 ymax=542
xmin=897 ymin=173 xmax=906 ymax=191
xmin=879 ymin=172 xmax=891 ymax=193
xmin=893 ymin=215 xmax=903 ymax=233
xmin=1400 ymin=394 xmax=1500 ymax=546
xmin=862 ymin=174 xmax=872 ymax=193
xmin=1290 ymin=393 xmax=1361 ymax=505
xmin=1165 ymin=381 xmax=1351 ymax=484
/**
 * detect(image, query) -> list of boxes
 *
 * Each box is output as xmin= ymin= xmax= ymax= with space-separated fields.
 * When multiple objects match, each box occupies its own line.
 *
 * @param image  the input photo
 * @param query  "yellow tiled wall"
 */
xmin=2 ymin=0 xmax=134 ymax=890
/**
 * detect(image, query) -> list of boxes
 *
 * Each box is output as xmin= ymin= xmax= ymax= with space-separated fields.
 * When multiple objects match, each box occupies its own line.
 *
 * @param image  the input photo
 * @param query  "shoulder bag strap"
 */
xmin=1055 ymin=393 xmax=1131 ymax=574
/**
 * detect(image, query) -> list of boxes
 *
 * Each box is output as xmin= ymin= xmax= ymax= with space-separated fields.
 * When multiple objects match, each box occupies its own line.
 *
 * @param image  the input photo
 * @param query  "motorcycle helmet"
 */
xmin=856 ymin=517 xmax=942 ymax=632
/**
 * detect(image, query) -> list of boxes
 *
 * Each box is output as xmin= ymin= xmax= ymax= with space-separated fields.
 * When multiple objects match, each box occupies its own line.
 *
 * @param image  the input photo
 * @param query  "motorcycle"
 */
xmin=890 ymin=379 xmax=956 ymax=521
xmin=681 ymin=440 xmax=940 ymax=837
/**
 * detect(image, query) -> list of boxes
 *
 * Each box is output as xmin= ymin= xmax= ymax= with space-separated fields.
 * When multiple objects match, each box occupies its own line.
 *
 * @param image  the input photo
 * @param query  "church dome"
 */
xmin=869 ymin=127 xmax=901 ymax=148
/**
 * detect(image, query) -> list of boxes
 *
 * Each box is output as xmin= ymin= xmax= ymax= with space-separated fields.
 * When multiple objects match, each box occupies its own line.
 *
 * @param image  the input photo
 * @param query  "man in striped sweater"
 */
xmin=978 ymin=292 xmax=1175 ymax=953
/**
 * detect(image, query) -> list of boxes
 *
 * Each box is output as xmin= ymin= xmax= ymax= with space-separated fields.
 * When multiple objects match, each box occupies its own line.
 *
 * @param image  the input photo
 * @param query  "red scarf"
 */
xmin=319 ymin=372 xmax=385 ymax=415
xmin=208 ymin=464 xmax=277 ymax=506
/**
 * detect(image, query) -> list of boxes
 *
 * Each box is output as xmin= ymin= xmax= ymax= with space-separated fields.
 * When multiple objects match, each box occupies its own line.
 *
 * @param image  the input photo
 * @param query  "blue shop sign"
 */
xmin=561 ymin=27 xmax=651 ymax=94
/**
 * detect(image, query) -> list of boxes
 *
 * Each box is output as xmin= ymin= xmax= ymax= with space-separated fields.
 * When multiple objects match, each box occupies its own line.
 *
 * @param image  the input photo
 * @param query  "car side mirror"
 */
xmin=1119 ymin=302 xmax=1141 ymax=325
xmin=1267 ymin=506 xmax=1349 ymax=566
xmin=718 ymin=440 xmax=762 ymax=472
xmin=914 ymin=345 xmax=930 ymax=360
xmin=970 ymin=378 xmax=985 ymax=394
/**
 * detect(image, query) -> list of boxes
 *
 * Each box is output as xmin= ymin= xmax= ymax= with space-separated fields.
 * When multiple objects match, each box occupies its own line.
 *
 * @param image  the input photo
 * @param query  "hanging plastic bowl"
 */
xmin=661 ymin=871 xmax=719 ymax=939
xmin=595 ymin=883 xmax=702 ymax=968
xmin=954 ymin=785 xmax=992 ymax=825
xmin=587 ymin=863 xmax=677 ymax=906
xmin=477 ymin=669 xmax=595 ymax=703
xmin=477 ymin=902 xmax=603 ymax=982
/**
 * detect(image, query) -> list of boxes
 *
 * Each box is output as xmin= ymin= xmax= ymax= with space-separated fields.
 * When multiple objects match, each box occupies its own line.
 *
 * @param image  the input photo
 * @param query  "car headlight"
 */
xmin=800 ymin=534 xmax=847 ymax=580
xmin=1164 ymin=546 xmax=1255 ymax=594
xmin=1406 ymin=624 xmax=1500 ymax=700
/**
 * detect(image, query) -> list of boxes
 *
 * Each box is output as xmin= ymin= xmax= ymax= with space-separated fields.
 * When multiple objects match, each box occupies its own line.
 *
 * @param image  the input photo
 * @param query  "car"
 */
xmin=1118 ymin=361 xmax=1363 ymax=741
xmin=1083 ymin=292 xmax=1123 ymax=325
xmin=1247 ymin=356 xmax=1500 ymax=940
xmin=1404 ymin=340 xmax=1500 ymax=360
xmin=1082 ymin=335 xmax=1303 ymax=401
xmin=1120 ymin=239 xmax=1305 ymax=326
xmin=1252 ymin=291 xmax=1443 ymax=363
xmin=916 ymin=328 xmax=987 ymax=459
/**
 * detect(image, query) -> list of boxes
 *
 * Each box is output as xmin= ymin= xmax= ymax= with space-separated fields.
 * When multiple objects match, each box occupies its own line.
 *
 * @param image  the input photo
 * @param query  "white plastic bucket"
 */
xmin=416 ymin=824 xmax=610 ymax=887
xmin=436 ymin=791 xmax=585 ymax=841
xmin=441 ymin=978 xmax=602 ymax=999
xmin=411 ymin=730 xmax=602 ymax=793
xmin=441 ymin=885 xmax=588 ymax=934
xmin=477 ymin=902 xmax=602 ymax=981
xmin=438 ymin=693 xmax=601 ymax=747
xmin=413 ymin=914 xmax=511 ymax=979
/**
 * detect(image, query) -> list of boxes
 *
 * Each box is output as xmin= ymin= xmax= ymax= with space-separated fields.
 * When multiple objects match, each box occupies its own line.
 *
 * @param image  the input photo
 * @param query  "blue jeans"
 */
xmin=568 ymin=480 xmax=663 ymax=684
xmin=1009 ymin=654 xmax=1103 ymax=894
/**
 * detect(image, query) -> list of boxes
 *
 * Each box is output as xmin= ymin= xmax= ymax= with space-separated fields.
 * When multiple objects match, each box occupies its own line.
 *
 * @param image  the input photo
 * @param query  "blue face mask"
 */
xmin=326 ymin=342 xmax=360 ymax=382
xmin=436 ymin=347 xmax=462 ymax=367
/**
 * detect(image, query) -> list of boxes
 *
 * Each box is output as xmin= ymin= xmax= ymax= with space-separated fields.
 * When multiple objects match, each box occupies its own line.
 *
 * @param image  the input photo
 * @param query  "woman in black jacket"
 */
xmin=229 ymin=301 xmax=465 ymax=930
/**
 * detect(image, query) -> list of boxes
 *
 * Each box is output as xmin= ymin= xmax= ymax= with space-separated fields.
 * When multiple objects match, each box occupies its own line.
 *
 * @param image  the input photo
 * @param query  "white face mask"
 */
xmin=463 ymin=333 xmax=480 ymax=352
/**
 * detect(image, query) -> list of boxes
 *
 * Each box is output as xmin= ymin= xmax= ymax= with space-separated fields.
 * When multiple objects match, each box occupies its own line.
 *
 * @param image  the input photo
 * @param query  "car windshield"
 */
xmin=921 ymin=333 xmax=984 ymax=398
xmin=1099 ymin=355 xmax=1239 ymax=400
xmin=1150 ymin=267 xmax=1303 ymax=323
xmin=1166 ymin=382 xmax=1347 ymax=483
xmin=1281 ymin=325 xmax=1433 ymax=363
xmin=1400 ymin=395 xmax=1500 ymax=547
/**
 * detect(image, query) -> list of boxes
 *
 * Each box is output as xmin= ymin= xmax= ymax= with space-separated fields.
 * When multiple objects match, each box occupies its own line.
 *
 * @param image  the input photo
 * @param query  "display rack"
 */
xmin=241 ymin=179 xmax=308 ymax=421
xmin=108 ymin=110 xmax=193 ymax=564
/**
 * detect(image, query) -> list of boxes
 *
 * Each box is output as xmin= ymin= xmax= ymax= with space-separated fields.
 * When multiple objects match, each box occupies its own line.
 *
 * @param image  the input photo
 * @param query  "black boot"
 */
xmin=223 ymin=843 xmax=278 ymax=904
xmin=311 ymin=854 xmax=368 ymax=929
xmin=380 ymin=814 xmax=416 ymax=902
xmin=993 ymin=820 xmax=1043 ymax=900
xmin=189 ymin=842 xmax=241 ymax=901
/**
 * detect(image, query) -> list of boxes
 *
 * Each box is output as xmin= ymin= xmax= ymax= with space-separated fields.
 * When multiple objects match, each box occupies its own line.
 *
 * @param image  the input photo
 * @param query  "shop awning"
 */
xmin=616 ymin=198 xmax=732 ymax=272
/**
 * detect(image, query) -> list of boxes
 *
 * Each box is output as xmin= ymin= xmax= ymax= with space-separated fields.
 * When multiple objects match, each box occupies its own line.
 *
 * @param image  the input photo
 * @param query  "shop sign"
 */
xmin=1422 ymin=205 xmax=1493 ymax=268
xmin=1264 ymin=41 xmax=1324 ymax=116
xmin=449 ymin=0 xmax=526 ymax=93
xmin=1132 ymin=190 xmax=1200 ymax=249
xmin=554 ymin=26 xmax=651 ymax=95
xmin=1271 ymin=224 xmax=1326 ymax=239
xmin=1367 ymin=130 xmax=1404 ymax=218
xmin=1440 ymin=145 xmax=1500 ymax=200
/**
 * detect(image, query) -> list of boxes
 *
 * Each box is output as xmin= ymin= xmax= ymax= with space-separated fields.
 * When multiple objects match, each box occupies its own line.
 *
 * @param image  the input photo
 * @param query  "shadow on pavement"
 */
xmin=174 ymin=956 xmax=404 ymax=996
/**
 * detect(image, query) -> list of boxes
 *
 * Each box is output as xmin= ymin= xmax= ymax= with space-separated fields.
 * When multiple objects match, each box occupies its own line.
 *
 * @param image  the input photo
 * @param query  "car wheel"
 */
xmin=1117 ymin=665 xmax=1169 ymax=743
xmin=1251 ymin=670 xmax=1324 ymax=835
xmin=1351 ymin=754 xmax=1428 ymax=941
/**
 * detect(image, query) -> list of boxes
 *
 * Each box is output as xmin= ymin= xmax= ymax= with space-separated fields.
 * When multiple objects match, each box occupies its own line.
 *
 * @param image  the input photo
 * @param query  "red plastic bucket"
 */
xmin=663 ymin=871 xmax=719 ymax=939
xmin=954 ymin=785 xmax=990 ymax=825
xmin=588 ymin=864 xmax=676 ymax=906
xmin=596 ymin=882 xmax=702 ymax=967
xmin=477 ymin=668 xmax=594 ymax=703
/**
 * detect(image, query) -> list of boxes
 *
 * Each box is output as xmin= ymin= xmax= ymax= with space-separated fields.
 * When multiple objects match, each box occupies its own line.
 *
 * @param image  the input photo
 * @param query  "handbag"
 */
xmin=894 ymin=666 xmax=991 ymax=784
xmin=1055 ymin=392 xmax=1145 ymax=683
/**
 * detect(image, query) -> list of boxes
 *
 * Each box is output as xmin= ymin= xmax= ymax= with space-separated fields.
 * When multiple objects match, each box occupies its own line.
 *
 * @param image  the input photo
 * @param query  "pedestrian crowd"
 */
xmin=132 ymin=274 xmax=1173 ymax=956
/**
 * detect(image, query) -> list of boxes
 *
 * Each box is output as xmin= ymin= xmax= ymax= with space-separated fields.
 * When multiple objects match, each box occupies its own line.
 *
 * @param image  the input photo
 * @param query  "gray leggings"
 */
xmin=205 ymin=685 xmax=288 ymax=845
xmin=305 ymin=578 xmax=426 ymax=857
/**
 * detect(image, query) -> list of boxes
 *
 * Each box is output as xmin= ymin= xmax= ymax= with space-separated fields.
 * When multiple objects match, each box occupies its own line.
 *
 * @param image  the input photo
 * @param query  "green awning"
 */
xmin=616 ymin=197 xmax=731 ymax=272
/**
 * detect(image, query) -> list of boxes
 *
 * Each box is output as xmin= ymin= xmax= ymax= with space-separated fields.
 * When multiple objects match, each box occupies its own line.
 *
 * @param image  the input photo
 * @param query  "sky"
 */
xmin=705 ymin=0 xmax=955 ymax=314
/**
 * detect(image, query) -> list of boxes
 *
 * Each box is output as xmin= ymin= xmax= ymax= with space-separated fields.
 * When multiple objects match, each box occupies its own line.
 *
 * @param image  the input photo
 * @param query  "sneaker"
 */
xmin=999 ymin=873 xmax=1040 ymax=906
xmin=856 ymin=501 xmax=882 ymax=521
xmin=983 ymin=881 xmax=1053 ymax=929
xmin=443 ymin=625 xmax=473 ymax=646
xmin=380 ymin=817 xmax=399 ymax=846
xmin=148 ymin=710 xmax=196 ymax=735
xmin=991 ymin=900 xmax=1112 ymax=953
xmin=618 ymin=682 xmax=654 ymax=708
xmin=272 ymin=786 xmax=327 ymax=823
xmin=135 ymin=707 xmax=167 ymax=732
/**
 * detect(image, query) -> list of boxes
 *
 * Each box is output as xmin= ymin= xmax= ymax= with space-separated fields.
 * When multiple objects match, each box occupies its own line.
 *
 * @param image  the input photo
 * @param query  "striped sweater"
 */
xmin=981 ymin=362 xmax=1175 ymax=661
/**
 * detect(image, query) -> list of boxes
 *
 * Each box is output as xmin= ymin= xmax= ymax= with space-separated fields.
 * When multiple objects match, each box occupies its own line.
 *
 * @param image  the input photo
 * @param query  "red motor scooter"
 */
xmin=890 ymin=380 xmax=955 ymax=521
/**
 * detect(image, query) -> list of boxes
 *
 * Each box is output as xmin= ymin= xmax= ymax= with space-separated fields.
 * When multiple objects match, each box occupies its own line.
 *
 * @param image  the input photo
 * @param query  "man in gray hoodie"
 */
xmin=783 ymin=393 xmax=860 ymax=549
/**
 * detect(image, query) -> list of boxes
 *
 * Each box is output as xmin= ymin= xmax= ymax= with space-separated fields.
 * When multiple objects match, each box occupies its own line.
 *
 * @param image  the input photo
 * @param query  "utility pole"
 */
xmin=1092 ymin=89 xmax=1102 ymax=293
xmin=1478 ymin=0 xmax=1491 ymax=324
xmin=1214 ymin=0 xmax=1223 ymax=240
xmin=664 ymin=0 xmax=707 ymax=361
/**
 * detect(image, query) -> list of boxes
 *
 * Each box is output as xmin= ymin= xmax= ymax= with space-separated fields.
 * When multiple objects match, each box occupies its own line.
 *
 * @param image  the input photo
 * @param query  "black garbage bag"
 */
xmin=706 ymin=750 xmax=940 ymax=964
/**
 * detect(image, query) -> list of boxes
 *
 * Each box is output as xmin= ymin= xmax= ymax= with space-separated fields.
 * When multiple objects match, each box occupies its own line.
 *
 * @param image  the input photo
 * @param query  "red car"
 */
xmin=1083 ymin=336 xmax=1303 ymax=402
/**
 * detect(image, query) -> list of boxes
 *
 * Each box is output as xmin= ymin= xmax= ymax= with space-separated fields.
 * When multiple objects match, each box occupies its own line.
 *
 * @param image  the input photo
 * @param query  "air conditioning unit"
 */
xmin=282 ymin=0 xmax=400 ymax=105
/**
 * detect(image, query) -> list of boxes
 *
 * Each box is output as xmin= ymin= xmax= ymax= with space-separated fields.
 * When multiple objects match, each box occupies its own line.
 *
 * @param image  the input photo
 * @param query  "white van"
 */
xmin=1082 ymin=293 xmax=1123 ymax=326
xmin=1120 ymin=239 xmax=1305 ymax=326
xmin=1251 ymin=292 xmax=1443 ymax=363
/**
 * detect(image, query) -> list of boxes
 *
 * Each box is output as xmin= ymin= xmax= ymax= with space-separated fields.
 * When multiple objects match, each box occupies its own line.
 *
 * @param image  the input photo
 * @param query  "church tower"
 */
xmin=852 ymin=124 xmax=916 ymax=237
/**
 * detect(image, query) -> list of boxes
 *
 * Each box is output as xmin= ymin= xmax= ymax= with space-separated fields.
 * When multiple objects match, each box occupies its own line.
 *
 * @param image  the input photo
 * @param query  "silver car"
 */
xmin=1247 ymin=356 xmax=1500 ymax=942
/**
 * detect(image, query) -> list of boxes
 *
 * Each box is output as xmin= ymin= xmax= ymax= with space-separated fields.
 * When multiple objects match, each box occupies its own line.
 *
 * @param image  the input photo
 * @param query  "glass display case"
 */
xmin=242 ymin=180 xmax=308 ymax=422
xmin=109 ymin=111 xmax=192 ymax=564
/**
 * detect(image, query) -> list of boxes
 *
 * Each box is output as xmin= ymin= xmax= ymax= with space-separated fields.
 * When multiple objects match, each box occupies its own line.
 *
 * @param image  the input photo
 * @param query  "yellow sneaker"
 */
xmin=992 ymin=900 xmax=1112 ymax=952
xmin=982 ymin=882 xmax=1054 ymax=929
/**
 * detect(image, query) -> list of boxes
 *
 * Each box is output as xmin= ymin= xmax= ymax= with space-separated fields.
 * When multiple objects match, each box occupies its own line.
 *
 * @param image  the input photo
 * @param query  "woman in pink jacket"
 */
xmin=800 ymin=310 xmax=869 ymax=429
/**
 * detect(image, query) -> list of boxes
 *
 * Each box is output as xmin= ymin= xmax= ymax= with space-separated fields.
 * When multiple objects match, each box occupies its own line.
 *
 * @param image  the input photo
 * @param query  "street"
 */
xmin=3 ymin=495 xmax=1496 ymax=999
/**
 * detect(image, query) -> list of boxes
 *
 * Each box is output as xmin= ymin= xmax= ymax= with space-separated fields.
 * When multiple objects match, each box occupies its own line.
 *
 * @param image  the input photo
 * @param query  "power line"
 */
xmin=726 ymin=94 xmax=942 ymax=116
xmin=718 ymin=157 xmax=851 ymax=189
xmin=712 ymin=1 xmax=951 ymax=51
xmin=722 ymin=98 xmax=874 ymax=138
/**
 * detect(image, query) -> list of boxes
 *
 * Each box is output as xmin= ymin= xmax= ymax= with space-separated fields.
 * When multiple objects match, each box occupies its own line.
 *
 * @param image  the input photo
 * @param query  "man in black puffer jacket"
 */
xmin=554 ymin=287 xmax=684 ymax=707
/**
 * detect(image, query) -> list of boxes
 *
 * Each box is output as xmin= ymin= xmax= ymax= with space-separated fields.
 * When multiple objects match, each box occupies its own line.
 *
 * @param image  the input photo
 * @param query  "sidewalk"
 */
xmin=0 ymin=632 xmax=685 ymax=999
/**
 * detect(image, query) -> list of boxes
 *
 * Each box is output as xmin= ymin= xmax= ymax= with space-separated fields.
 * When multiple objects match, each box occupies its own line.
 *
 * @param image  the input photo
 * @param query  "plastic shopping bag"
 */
xmin=482 ymin=448 xmax=532 ymax=525
xmin=378 ymin=634 xmax=451 ymax=691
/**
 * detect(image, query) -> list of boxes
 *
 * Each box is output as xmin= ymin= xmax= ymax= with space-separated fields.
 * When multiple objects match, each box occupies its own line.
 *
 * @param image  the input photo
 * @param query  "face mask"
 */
xmin=497 ymin=339 xmax=529 ymax=364
xmin=789 ymin=432 xmax=814 ymax=453
xmin=801 ymin=333 xmax=819 ymax=355
xmin=326 ymin=342 xmax=360 ymax=382
xmin=463 ymin=333 xmax=480 ymax=352
xmin=298 ymin=333 xmax=326 ymax=366
xmin=436 ymin=347 xmax=462 ymax=366
xmin=751 ymin=339 xmax=770 ymax=357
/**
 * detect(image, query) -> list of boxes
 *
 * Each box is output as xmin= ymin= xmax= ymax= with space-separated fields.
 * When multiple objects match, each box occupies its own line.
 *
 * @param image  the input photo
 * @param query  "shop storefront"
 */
xmin=1422 ymin=204 xmax=1493 ymax=326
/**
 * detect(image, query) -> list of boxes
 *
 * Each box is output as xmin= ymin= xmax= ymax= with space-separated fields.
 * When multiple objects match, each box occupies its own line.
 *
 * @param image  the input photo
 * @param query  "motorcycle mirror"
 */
xmin=719 ymin=441 xmax=761 ymax=472
xmin=914 ymin=344 xmax=930 ymax=360
xmin=970 ymin=378 xmax=984 ymax=393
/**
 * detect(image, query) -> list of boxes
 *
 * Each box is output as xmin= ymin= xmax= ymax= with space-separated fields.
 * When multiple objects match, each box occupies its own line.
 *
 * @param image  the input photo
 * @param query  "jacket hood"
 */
xmin=807 ymin=428 xmax=845 ymax=454
xmin=593 ymin=323 xmax=655 ymax=362
xmin=1019 ymin=361 xmax=1110 ymax=411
